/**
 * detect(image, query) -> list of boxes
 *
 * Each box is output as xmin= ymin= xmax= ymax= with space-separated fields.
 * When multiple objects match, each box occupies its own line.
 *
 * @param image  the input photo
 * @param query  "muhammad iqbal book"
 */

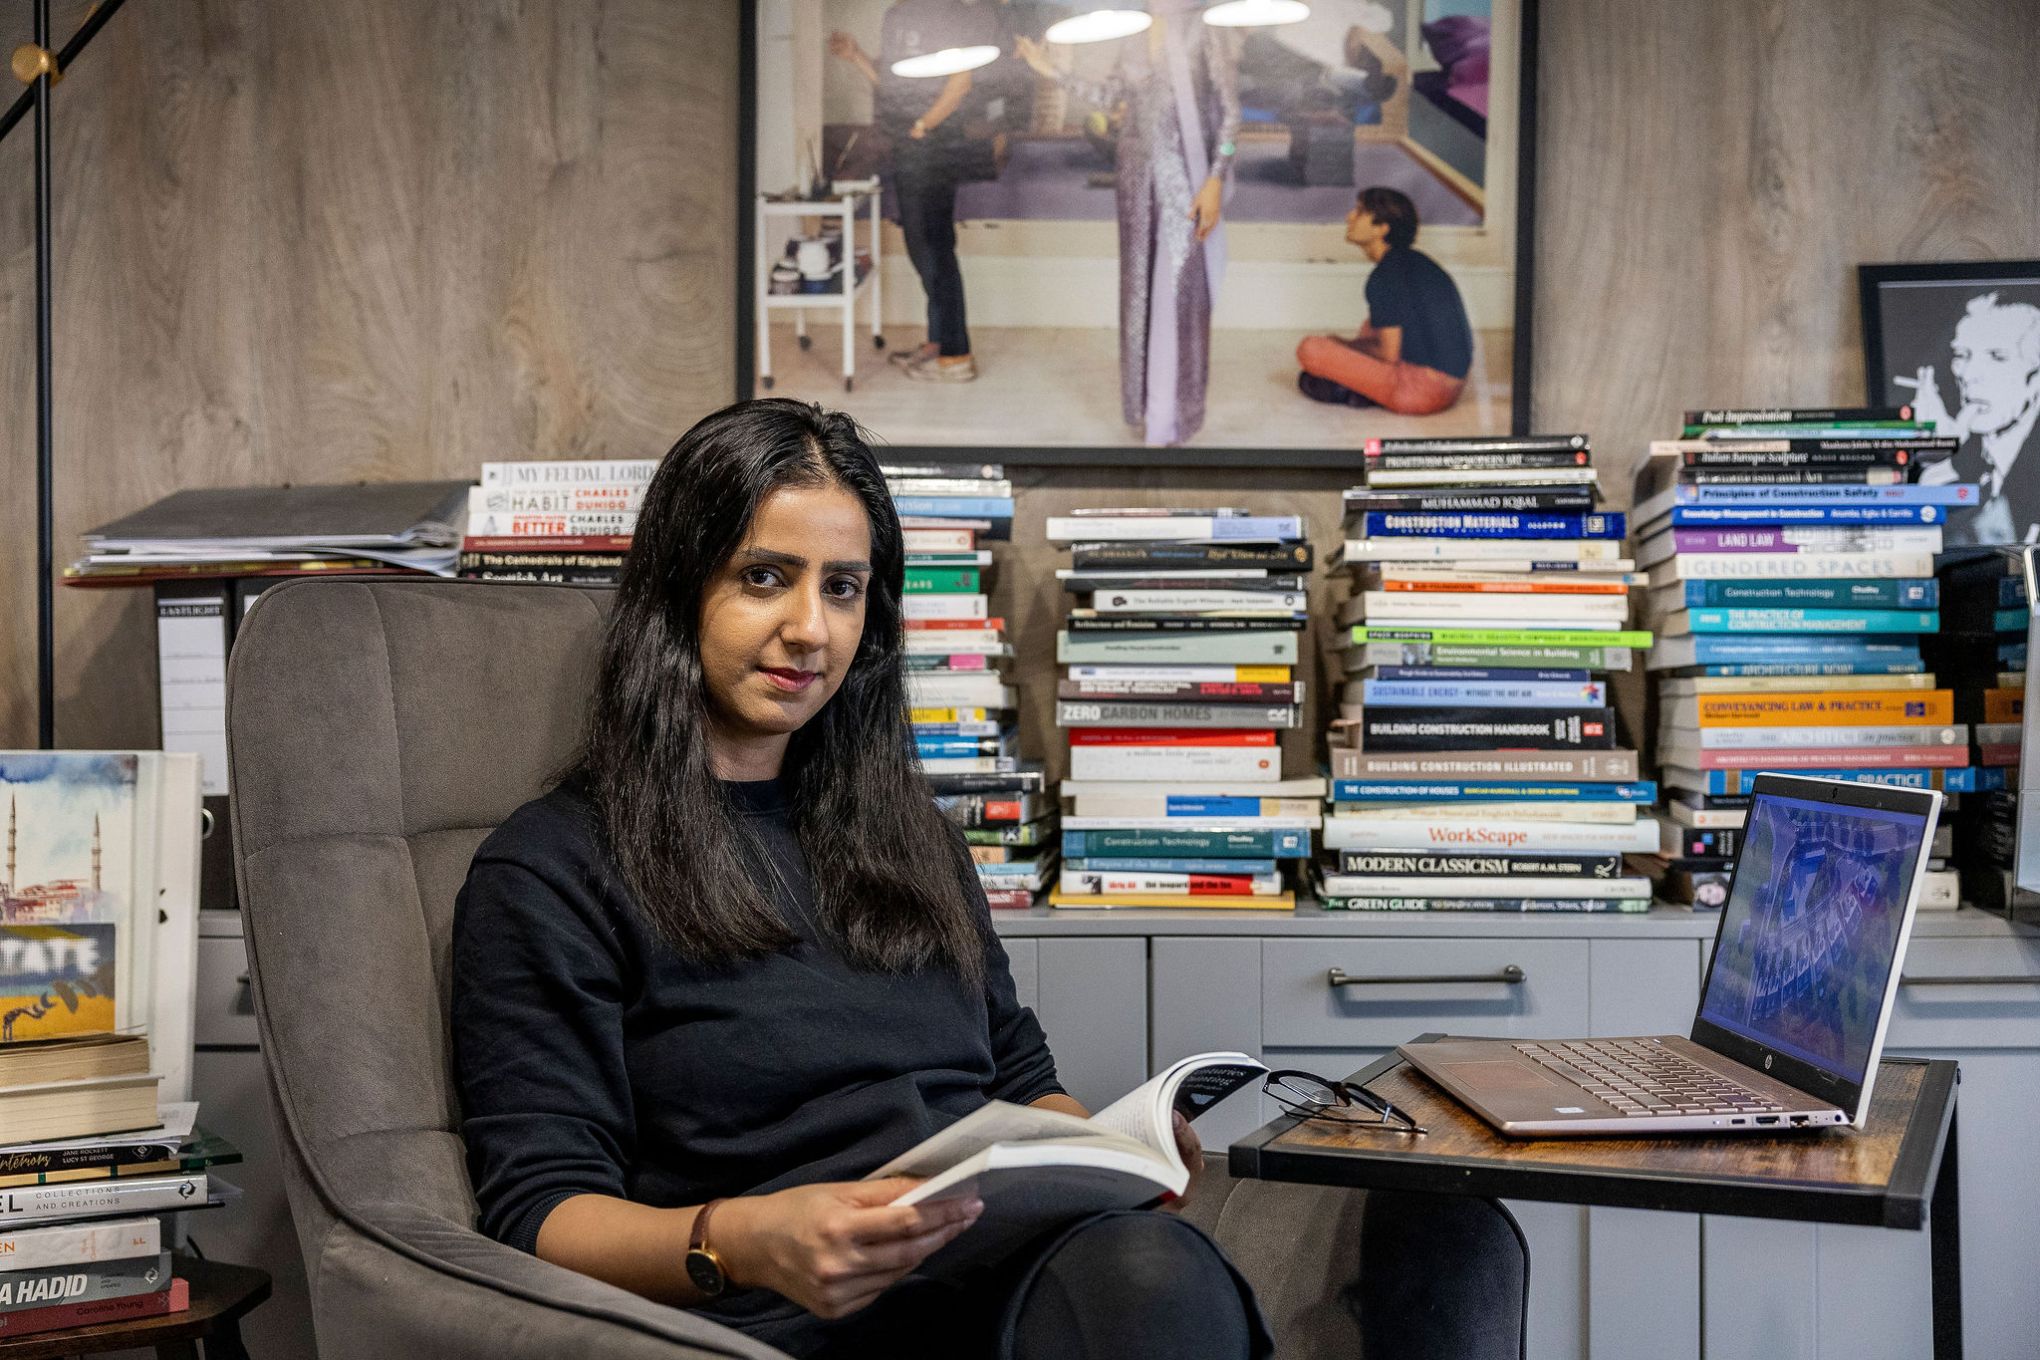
xmin=866 ymin=1052 xmax=1266 ymax=1276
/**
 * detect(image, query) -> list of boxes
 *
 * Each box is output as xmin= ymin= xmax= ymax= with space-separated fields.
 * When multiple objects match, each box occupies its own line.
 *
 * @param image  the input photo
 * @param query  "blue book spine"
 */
xmin=1999 ymin=576 xmax=2030 ymax=607
xmin=1164 ymin=797 xmax=1264 ymax=816
xmin=1331 ymin=780 xmax=1658 ymax=803
xmin=1061 ymin=828 xmax=1309 ymax=857
xmin=1697 ymin=660 xmax=1927 ymax=676
xmin=1063 ymin=857 xmax=1279 ymax=875
xmin=1360 ymin=679 xmax=1607 ymax=707
xmin=1664 ymin=504 xmax=1949 ymax=526
xmin=2001 ymin=642 xmax=2029 ymax=667
xmin=1943 ymin=766 xmax=2012 ymax=793
xmin=1360 ymin=511 xmax=1625 ymax=539
xmin=1369 ymin=666 xmax=1593 ymax=683
xmin=910 ymin=722 xmax=1006 ymax=737
xmin=1208 ymin=516 xmax=1304 ymax=540
xmin=891 ymin=495 xmax=1015 ymax=518
xmin=1995 ymin=608 xmax=2030 ymax=632
xmin=1672 ymin=578 xmax=1938 ymax=608
xmin=1694 ymin=768 xmax=1940 ymax=794
xmin=1686 ymin=636 xmax=1920 ymax=663
xmin=1673 ymin=482 xmax=1980 ymax=506
xmin=1681 ymin=608 xmax=1939 ymax=634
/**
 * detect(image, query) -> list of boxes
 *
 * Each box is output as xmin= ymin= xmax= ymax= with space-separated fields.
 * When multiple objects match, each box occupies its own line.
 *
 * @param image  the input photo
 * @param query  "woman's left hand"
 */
xmin=1164 ymin=1110 xmax=1206 ymax=1213
xmin=1189 ymin=176 xmax=1223 ymax=241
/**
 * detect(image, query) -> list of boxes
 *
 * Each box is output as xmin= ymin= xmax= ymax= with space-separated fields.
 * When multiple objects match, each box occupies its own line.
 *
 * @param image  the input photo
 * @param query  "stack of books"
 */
xmin=1926 ymin=550 xmax=2029 ymax=912
xmin=1045 ymin=509 xmax=1321 ymax=911
xmin=0 ymin=1035 xmax=238 ymax=1339
xmin=1320 ymin=436 xmax=1657 ymax=913
xmin=886 ymin=462 xmax=1049 ymax=907
xmin=459 ymin=459 xmax=655 ymax=584
xmin=1633 ymin=407 xmax=1975 ymax=907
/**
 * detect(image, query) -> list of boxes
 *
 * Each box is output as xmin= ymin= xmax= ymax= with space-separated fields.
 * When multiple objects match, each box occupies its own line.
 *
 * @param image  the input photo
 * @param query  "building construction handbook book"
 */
xmin=867 ymin=1052 xmax=1266 ymax=1276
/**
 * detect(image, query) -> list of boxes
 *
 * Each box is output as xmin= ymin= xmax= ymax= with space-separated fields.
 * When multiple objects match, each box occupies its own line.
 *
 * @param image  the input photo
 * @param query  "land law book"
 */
xmin=872 ymin=1054 xmax=1266 ymax=1276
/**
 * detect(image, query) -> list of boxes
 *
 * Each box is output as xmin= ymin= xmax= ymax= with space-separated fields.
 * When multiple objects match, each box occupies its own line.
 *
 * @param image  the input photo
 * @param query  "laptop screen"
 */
xmin=1695 ymin=791 xmax=1930 ymax=1086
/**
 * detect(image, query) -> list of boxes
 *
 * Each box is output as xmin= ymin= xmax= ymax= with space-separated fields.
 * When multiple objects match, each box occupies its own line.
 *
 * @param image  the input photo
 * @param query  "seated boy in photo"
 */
xmin=1296 ymin=186 xmax=1472 ymax=415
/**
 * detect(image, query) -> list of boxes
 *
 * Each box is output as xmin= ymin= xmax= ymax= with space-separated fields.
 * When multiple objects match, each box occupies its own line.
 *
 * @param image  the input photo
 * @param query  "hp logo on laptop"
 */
xmin=1764 ymin=1055 xmax=1773 ymax=1070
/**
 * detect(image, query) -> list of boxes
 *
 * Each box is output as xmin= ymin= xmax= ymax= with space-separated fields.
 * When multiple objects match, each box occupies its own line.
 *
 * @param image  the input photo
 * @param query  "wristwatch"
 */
xmin=684 ymin=1198 xmax=732 ymax=1297
xmin=913 ymin=117 xmax=928 ymax=136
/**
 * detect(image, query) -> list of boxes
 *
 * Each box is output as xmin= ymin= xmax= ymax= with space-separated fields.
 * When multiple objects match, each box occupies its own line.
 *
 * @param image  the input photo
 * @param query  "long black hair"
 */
xmin=570 ymin=398 xmax=986 ymax=985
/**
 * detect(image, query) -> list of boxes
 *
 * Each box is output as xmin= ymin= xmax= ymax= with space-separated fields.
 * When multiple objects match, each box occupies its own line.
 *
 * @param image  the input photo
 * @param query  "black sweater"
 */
xmin=449 ymin=778 xmax=1063 ymax=1265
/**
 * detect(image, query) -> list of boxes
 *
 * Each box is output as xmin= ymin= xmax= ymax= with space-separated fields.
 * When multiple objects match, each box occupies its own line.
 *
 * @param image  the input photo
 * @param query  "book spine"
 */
xmin=1321 ymin=875 xmax=1649 ymax=899
xmin=1065 ymin=857 xmax=1279 ymax=875
xmin=1061 ymin=828 xmax=1309 ymax=857
xmin=1055 ymin=702 xmax=1298 ymax=729
xmin=1687 ymin=692 xmax=1953 ymax=725
xmin=1331 ymin=780 xmax=1657 ymax=803
xmin=1340 ymin=538 xmax=1623 ymax=562
xmin=1352 ymin=708 xmax=1614 ymax=752
xmin=0 ymin=1219 xmax=160 ymax=1272
xmin=1663 ymin=528 xmax=1942 ymax=555
xmin=1349 ymin=642 xmax=1632 ymax=669
xmin=468 ymin=485 xmax=645 ymax=515
xmin=879 ymin=461 xmax=1005 ymax=480
xmin=1679 ymin=468 xmax=1906 ymax=485
xmin=1320 ymin=896 xmax=1650 ymax=913
xmin=1663 ymin=504 xmax=1950 ymax=527
xmin=925 ymin=771 xmax=1047 ymax=794
xmin=1057 ymin=680 xmax=1299 ymax=703
xmin=1672 ymin=482 xmax=1976 ymax=505
xmin=1364 ymin=467 xmax=1601 ymax=487
xmin=1329 ymin=749 xmax=1641 ymax=780
xmin=1067 ymin=747 xmax=1280 ymax=782
xmin=1674 ymin=579 xmax=1938 ymax=608
xmin=914 ymin=736 xmax=1013 ymax=757
xmin=0 ymin=1276 xmax=186 ymax=1337
xmin=0 ymin=1252 xmax=171 ymax=1308
xmin=1067 ymin=617 xmax=1304 ymax=634
xmin=1363 ymin=435 xmax=1591 ymax=454
xmin=1362 ymin=449 xmax=1593 ymax=469
xmin=1059 ymin=871 xmax=1279 ymax=896
xmin=1663 ymin=552 xmax=1936 ymax=579
xmin=886 ymin=478 xmax=1014 ymax=497
xmin=457 ymin=568 xmax=621 ymax=585
xmin=1065 ymin=665 xmax=1291 ymax=683
xmin=1046 ymin=515 xmax=1299 ymax=541
xmin=1089 ymin=590 xmax=1307 ymax=612
xmin=1361 ymin=594 xmax=1629 ymax=621
xmin=1070 ymin=797 xmax=1319 ymax=819
xmin=1359 ymin=512 xmax=1624 ymax=539
xmin=1676 ymin=608 xmax=1939 ymax=634
xmin=1684 ymin=406 xmax=1912 ymax=426
xmin=0 ymin=1140 xmax=181 ymax=1180
xmin=905 ymin=655 xmax=995 ymax=673
xmin=461 ymin=534 xmax=635 ymax=552
xmin=1678 ymin=447 xmax=1910 ymax=468
xmin=901 ymin=530 xmax=976 ymax=550
xmin=1359 ymin=680 xmax=1607 ymax=707
xmin=0 ymin=1177 xmax=205 ymax=1227
xmin=893 ymin=496 xmax=1015 ymax=518
xmin=903 ymin=568 xmax=980 ymax=593
xmin=467 ymin=510 xmax=634 ymax=537
xmin=1322 ymin=818 xmax=1660 ymax=853
xmin=1677 ymin=746 xmax=1968 ymax=770
xmin=1674 ymin=636 xmax=1920 ymax=663
xmin=458 ymin=551 xmax=625 ymax=570
xmin=1344 ymin=490 xmax=1598 ymax=514
xmin=1057 ymin=633 xmax=1300 ymax=664
xmin=1070 ymin=544 xmax=1315 ymax=570
xmin=901 ymin=594 xmax=989 ymax=621
xmin=480 ymin=460 xmax=658 ymax=486
xmin=1350 ymin=626 xmax=1653 ymax=648
xmin=1334 ymin=851 xmax=1624 ymax=876
xmin=1673 ymin=723 xmax=1964 ymax=750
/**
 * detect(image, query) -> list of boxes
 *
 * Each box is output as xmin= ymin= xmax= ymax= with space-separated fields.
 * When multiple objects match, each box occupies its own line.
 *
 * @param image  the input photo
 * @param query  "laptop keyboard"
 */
xmin=1511 ymin=1038 xmax=1787 ymax=1117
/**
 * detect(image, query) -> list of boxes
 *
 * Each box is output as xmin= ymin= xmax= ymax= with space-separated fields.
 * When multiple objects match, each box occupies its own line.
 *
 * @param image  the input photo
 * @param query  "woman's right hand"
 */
xmin=715 ymin=1179 xmax=984 ymax=1319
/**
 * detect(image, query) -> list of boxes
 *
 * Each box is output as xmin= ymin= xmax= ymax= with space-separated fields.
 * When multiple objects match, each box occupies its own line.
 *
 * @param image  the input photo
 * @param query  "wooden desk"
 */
xmin=1230 ymin=1039 xmax=1963 ymax=1359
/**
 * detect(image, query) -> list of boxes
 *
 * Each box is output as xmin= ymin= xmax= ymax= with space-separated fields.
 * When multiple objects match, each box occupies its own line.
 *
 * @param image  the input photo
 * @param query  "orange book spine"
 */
xmin=1692 ymin=691 xmax=1953 ymax=726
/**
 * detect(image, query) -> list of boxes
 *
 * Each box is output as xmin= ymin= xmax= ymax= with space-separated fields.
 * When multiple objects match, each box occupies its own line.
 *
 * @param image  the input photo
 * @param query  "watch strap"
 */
xmin=689 ymin=1198 xmax=725 ymax=1255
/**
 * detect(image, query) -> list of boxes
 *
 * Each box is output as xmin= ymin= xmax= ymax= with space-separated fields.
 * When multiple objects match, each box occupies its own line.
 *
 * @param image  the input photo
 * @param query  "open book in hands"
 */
xmin=865 ymin=1052 xmax=1266 ymax=1277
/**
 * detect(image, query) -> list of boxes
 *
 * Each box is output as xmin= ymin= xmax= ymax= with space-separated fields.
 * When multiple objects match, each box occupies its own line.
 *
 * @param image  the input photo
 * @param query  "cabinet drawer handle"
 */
xmin=1327 ymin=964 xmax=1526 ymax=988
xmin=1900 ymin=974 xmax=2040 ymax=987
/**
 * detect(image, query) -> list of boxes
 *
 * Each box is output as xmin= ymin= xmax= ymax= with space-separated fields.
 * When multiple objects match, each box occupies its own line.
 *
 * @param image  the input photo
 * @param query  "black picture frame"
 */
xmin=736 ymin=0 xmax=1540 ymax=468
xmin=1859 ymin=258 xmax=2040 ymax=406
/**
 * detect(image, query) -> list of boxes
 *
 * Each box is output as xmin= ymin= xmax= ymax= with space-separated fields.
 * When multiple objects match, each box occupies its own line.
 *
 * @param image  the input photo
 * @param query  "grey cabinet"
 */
xmin=1004 ymin=935 xmax=1149 ymax=1115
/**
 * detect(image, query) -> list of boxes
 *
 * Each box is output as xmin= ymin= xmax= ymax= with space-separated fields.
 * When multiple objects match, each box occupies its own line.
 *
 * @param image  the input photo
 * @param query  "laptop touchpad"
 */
xmin=1442 ymin=1061 xmax=1572 ymax=1090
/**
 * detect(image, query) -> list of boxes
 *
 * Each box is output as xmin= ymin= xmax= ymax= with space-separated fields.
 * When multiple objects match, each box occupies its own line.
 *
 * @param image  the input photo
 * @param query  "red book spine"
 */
xmin=906 ymin=618 xmax=1005 ymax=631
xmin=0 ymin=1277 xmax=188 ymax=1337
xmin=1067 ymin=729 xmax=1277 ymax=747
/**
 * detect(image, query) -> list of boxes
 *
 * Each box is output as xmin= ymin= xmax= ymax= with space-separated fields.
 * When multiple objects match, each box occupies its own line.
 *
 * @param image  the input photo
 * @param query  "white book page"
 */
xmin=866 ymin=1100 xmax=1101 ymax=1180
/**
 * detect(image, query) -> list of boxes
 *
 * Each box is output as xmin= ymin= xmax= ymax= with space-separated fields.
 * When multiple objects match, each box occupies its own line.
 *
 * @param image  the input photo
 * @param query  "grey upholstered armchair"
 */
xmin=226 ymin=577 xmax=1527 ymax=1359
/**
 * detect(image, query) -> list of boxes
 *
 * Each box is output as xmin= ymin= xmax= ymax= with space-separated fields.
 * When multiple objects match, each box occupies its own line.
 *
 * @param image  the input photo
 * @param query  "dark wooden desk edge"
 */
xmin=1228 ymin=1043 xmax=1959 ymax=1230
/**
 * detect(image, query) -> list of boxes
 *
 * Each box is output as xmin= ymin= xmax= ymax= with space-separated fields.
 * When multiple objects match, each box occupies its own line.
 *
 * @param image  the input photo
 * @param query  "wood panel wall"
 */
xmin=0 ymin=0 xmax=740 ymax=746
xmin=4 ymin=0 xmax=2037 ymax=751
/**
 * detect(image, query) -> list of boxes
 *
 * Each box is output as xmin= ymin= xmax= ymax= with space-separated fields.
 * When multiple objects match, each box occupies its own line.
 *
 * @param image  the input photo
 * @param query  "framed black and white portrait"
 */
xmin=739 ymin=0 xmax=1540 ymax=465
xmin=1861 ymin=260 xmax=2040 ymax=547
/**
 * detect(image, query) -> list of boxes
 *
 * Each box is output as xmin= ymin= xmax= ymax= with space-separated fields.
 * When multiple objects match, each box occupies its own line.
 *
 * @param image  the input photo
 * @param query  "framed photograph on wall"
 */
xmin=1861 ymin=259 xmax=2040 ymax=546
xmin=739 ymin=0 xmax=1539 ymax=466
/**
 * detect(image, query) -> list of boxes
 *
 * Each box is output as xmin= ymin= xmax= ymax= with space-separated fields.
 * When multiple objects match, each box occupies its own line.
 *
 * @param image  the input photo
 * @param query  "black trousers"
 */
xmin=891 ymin=140 xmax=970 ymax=358
xmin=722 ymin=1209 xmax=1271 ymax=1360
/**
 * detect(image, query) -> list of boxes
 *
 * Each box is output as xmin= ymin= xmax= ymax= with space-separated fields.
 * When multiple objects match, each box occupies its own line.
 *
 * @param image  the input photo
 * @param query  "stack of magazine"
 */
xmin=884 ymin=462 xmax=1051 ymax=907
xmin=1318 ymin=436 xmax=1656 ymax=913
xmin=1046 ymin=509 xmax=1320 ymax=911
xmin=1632 ymin=407 xmax=1972 ymax=907
xmin=459 ymin=459 xmax=655 ymax=585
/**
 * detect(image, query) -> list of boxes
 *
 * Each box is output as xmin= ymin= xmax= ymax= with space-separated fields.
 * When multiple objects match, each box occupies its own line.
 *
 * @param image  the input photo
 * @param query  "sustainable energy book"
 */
xmin=870 ymin=1053 xmax=1265 ymax=1276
